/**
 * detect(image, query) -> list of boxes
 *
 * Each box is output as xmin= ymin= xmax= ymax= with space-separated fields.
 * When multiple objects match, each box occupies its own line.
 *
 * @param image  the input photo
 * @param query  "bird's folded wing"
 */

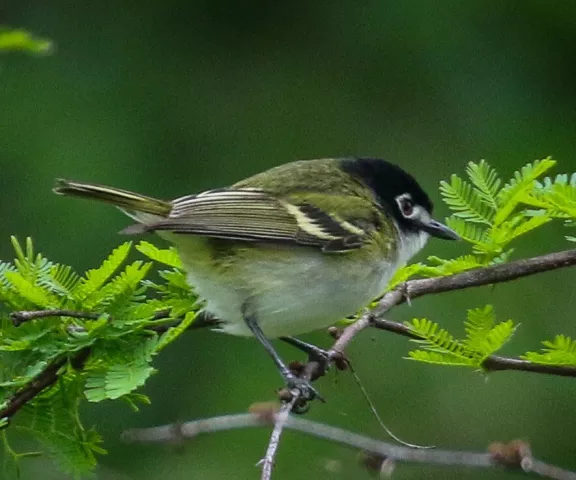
xmin=126 ymin=188 xmax=370 ymax=252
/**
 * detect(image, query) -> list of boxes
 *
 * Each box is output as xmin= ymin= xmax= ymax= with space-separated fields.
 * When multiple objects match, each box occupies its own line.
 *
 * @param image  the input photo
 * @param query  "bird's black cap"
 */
xmin=340 ymin=157 xmax=434 ymax=214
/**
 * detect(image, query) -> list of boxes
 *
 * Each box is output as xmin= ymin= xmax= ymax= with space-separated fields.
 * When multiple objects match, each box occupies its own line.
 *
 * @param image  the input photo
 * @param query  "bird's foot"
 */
xmin=286 ymin=373 xmax=324 ymax=402
xmin=277 ymin=372 xmax=325 ymax=413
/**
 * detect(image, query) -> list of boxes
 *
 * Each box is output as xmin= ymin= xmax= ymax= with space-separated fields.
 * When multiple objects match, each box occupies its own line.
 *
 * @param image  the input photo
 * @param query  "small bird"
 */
xmin=54 ymin=157 xmax=459 ymax=400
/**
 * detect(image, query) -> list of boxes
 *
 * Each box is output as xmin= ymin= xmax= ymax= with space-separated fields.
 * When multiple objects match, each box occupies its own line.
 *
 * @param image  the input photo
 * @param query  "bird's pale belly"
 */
xmin=174 ymin=236 xmax=396 ymax=338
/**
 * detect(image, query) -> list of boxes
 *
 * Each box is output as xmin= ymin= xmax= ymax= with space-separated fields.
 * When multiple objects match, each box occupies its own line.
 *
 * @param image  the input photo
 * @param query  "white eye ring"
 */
xmin=396 ymin=194 xmax=415 ymax=218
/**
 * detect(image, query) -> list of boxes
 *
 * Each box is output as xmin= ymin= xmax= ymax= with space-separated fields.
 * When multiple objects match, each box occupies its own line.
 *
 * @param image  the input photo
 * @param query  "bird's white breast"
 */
xmin=172 ymin=226 xmax=428 ymax=338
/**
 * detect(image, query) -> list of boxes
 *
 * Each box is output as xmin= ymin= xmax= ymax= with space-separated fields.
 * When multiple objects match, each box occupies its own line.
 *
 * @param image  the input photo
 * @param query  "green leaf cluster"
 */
xmin=440 ymin=158 xmax=556 ymax=260
xmin=520 ymin=173 xmax=576 ymax=242
xmin=14 ymin=380 xmax=105 ymax=478
xmin=405 ymin=306 xmax=516 ymax=368
xmin=0 ymin=238 xmax=198 ymax=477
xmin=0 ymin=27 xmax=53 ymax=55
xmin=407 ymin=311 xmax=576 ymax=370
xmin=521 ymin=335 xmax=576 ymax=365
xmin=362 ymin=299 xmax=575 ymax=376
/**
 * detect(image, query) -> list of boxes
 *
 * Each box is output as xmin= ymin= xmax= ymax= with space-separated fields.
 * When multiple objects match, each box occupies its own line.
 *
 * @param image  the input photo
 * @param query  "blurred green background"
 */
xmin=2 ymin=1 xmax=576 ymax=479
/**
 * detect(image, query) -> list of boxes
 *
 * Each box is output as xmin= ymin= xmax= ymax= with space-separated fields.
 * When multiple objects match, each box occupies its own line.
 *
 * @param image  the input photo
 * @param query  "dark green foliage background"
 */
xmin=2 ymin=2 xmax=576 ymax=479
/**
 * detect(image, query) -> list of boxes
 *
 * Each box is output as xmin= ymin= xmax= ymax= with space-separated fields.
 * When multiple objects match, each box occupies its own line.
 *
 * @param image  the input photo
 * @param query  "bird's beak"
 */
xmin=416 ymin=218 xmax=460 ymax=240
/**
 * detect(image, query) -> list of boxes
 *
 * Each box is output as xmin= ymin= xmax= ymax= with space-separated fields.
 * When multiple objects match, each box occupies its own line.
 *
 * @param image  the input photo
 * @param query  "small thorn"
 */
xmin=401 ymin=282 xmax=412 ymax=306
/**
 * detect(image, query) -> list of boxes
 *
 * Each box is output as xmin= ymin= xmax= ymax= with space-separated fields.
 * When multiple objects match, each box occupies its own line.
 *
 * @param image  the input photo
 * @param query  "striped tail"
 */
xmin=53 ymin=179 xmax=172 ymax=221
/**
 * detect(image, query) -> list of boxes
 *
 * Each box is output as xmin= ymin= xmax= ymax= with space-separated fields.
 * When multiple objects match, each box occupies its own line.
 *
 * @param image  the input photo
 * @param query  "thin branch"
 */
xmin=259 ymin=395 xmax=299 ymax=480
xmin=0 ymin=348 xmax=90 ymax=422
xmin=123 ymin=413 xmax=576 ymax=480
xmin=481 ymin=356 xmax=576 ymax=377
xmin=371 ymin=317 xmax=420 ymax=339
xmin=10 ymin=309 xmax=102 ymax=326
xmin=259 ymin=357 xmax=320 ymax=479
xmin=10 ymin=308 xmax=172 ymax=327
xmin=0 ymin=358 xmax=66 ymax=421
xmin=380 ymin=248 xmax=576 ymax=314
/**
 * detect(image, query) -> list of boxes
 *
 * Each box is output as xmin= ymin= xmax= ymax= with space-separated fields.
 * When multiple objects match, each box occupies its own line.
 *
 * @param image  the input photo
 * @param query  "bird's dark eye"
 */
xmin=400 ymin=197 xmax=414 ymax=217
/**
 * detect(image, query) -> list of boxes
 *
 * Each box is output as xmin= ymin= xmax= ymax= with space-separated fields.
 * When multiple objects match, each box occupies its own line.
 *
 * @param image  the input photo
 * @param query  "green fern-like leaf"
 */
xmin=158 ymin=269 xmax=191 ymax=292
xmin=84 ymin=337 xmax=158 ymax=402
xmin=463 ymin=306 xmax=515 ymax=357
xmin=440 ymin=158 xmax=564 ymax=257
xmin=506 ymin=214 xmax=552 ymax=240
xmin=137 ymin=241 xmax=183 ymax=269
xmin=490 ymin=249 xmax=514 ymax=264
xmin=520 ymin=335 xmax=576 ymax=365
xmin=4 ymin=271 xmax=59 ymax=308
xmin=486 ymin=214 xmax=552 ymax=251
xmin=17 ymin=382 xmax=102 ymax=477
xmin=87 ymin=362 xmax=156 ymax=401
xmin=440 ymin=175 xmax=494 ymax=224
xmin=482 ymin=320 xmax=516 ymax=355
xmin=0 ymin=319 xmax=56 ymax=353
xmin=420 ymin=255 xmax=486 ymax=277
xmin=533 ymin=172 xmax=576 ymax=198
xmin=524 ymin=173 xmax=576 ymax=218
xmin=10 ymin=236 xmax=34 ymax=273
xmin=385 ymin=263 xmax=425 ymax=290
xmin=120 ymin=392 xmax=151 ymax=412
xmin=155 ymin=311 xmax=198 ymax=352
xmin=84 ymin=261 xmax=151 ymax=310
xmin=466 ymin=160 xmax=501 ymax=211
xmin=406 ymin=350 xmax=477 ymax=366
xmin=494 ymin=158 xmax=556 ymax=225
xmin=0 ymin=27 xmax=53 ymax=55
xmin=74 ymin=242 xmax=132 ymax=302
xmin=524 ymin=172 xmax=576 ymax=242
xmin=41 ymin=264 xmax=81 ymax=297
xmin=0 ymin=262 xmax=19 ymax=305
xmin=0 ymin=360 xmax=49 ymax=388
xmin=407 ymin=307 xmax=517 ymax=368
xmin=405 ymin=318 xmax=480 ymax=365
xmin=10 ymin=237 xmax=54 ymax=283
xmin=445 ymin=217 xmax=488 ymax=246
xmin=146 ymin=297 xmax=198 ymax=322
xmin=464 ymin=305 xmax=495 ymax=339
xmin=0 ymin=261 xmax=17 ymax=287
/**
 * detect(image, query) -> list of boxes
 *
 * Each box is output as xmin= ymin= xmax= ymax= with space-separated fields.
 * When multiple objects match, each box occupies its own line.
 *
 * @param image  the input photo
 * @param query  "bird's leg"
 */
xmin=280 ymin=336 xmax=331 ymax=368
xmin=280 ymin=336 xmax=350 ymax=378
xmin=242 ymin=305 xmax=323 ymax=402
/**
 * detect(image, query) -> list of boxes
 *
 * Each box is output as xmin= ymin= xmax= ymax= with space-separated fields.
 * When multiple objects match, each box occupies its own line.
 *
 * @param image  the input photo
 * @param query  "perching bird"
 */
xmin=54 ymin=157 xmax=459 ymax=400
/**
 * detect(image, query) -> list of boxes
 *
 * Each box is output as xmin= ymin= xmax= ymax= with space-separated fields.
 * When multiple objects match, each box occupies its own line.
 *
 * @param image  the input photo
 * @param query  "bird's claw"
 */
xmin=285 ymin=374 xmax=325 ymax=404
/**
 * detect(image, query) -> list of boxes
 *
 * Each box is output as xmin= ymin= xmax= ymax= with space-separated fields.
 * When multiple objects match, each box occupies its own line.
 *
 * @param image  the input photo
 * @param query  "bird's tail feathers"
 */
xmin=53 ymin=179 xmax=172 ymax=222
